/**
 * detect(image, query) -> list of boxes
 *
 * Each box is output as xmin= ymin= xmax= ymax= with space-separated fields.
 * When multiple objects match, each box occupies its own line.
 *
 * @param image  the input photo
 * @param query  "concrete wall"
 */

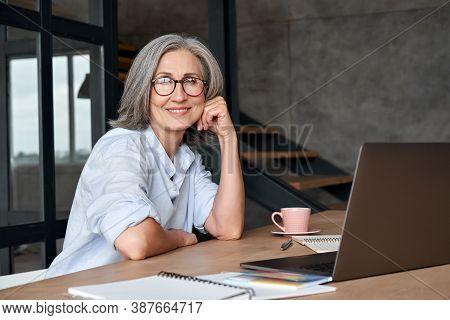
xmin=236 ymin=0 xmax=450 ymax=172
xmin=118 ymin=1 xmax=449 ymax=173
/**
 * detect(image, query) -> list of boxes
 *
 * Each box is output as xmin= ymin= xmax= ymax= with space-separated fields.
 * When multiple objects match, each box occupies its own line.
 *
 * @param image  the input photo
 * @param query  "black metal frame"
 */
xmin=0 ymin=1 xmax=118 ymax=273
xmin=38 ymin=0 xmax=57 ymax=267
xmin=206 ymin=0 xmax=240 ymax=185
xmin=102 ymin=0 xmax=118 ymax=132
xmin=208 ymin=0 xmax=239 ymax=124
xmin=0 ymin=5 xmax=104 ymax=44
xmin=0 ymin=24 xmax=10 ymax=274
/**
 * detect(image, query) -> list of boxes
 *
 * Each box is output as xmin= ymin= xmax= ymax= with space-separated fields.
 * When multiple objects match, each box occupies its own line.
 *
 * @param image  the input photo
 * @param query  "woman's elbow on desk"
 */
xmin=114 ymin=218 xmax=169 ymax=261
xmin=216 ymin=223 xmax=244 ymax=241
xmin=205 ymin=214 xmax=244 ymax=241
xmin=115 ymin=230 xmax=149 ymax=261
xmin=216 ymin=230 xmax=243 ymax=241
xmin=121 ymin=248 xmax=148 ymax=261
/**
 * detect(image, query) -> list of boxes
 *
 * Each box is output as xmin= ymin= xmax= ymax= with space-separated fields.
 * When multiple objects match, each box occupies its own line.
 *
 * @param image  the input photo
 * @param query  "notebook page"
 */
xmin=292 ymin=235 xmax=341 ymax=253
xmin=68 ymin=274 xmax=251 ymax=300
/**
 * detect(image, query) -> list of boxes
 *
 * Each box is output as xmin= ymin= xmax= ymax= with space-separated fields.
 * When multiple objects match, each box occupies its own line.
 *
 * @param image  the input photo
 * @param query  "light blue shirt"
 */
xmin=46 ymin=126 xmax=218 ymax=278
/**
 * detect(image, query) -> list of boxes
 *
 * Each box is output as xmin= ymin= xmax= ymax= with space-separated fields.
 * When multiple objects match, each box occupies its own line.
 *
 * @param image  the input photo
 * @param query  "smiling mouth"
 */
xmin=166 ymin=107 xmax=191 ymax=116
xmin=167 ymin=108 xmax=188 ymax=113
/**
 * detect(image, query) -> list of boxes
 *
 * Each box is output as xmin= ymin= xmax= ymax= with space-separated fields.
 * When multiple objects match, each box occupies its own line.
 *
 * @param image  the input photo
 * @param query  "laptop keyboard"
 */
xmin=301 ymin=262 xmax=335 ymax=274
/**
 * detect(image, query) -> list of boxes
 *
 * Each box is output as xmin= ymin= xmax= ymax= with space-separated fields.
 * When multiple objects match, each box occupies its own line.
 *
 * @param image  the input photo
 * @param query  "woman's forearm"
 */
xmin=207 ymin=132 xmax=245 ymax=239
xmin=115 ymin=218 xmax=197 ymax=260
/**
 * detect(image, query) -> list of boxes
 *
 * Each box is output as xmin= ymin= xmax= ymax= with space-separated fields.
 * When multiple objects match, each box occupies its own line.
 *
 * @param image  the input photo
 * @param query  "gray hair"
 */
xmin=109 ymin=34 xmax=224 ymax=129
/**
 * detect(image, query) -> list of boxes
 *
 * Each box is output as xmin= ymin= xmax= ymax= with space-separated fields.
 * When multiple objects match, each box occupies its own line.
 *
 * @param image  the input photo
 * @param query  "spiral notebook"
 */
xmin=68 ymin=271 xmax=335 ymax=300
xmin=292 ymin=235 xmax=341 ymax=253
xmin=68 ymin=271 xmax=254 ymax=300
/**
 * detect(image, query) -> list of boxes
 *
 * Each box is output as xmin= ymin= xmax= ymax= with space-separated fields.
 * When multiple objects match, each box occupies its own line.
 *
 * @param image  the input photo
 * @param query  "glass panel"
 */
xmin=3 ymin=0 xmax=37 ymax=11
xmin=53 ymin=38 xmax=100 ymax=220
xmin=8 ymin=29 xmax=41 ymax=225
xmin=56 ymin=238 xmax=64 ymax=255
xmin=73 ymin=54 xmax=91 ymax=160
xmin=52 ymin=0 xmax=103 ymax=26
xmin=53 ymin=56 xmax=69 ymax=161
xmin=13 ymin=241 xmax=45 ymax=274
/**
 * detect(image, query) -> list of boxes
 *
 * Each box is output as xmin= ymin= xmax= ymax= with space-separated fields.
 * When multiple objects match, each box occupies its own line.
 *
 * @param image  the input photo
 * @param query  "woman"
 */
xmin=46 ymin=34 xmax=244 ymax=278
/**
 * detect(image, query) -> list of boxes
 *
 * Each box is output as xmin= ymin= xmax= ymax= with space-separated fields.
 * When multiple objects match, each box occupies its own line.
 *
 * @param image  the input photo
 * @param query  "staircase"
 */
xmin=238 ymin=113 xmax=352 ymax=213
xmin=116 ymin=44 xmax=352 ymax=214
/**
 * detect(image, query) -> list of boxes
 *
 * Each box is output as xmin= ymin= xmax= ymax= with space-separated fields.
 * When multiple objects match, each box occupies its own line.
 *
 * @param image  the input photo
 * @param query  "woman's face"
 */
xmin=149 ymin=49 xmax=206 ymax=132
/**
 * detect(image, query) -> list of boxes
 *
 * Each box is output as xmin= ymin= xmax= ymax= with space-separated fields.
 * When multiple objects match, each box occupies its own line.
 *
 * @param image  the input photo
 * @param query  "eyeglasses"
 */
xmin=151 ymin=76 xmax=208 ymax=97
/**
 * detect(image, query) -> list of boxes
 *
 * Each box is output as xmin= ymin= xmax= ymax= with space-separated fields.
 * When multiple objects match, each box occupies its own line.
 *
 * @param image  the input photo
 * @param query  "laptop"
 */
xmin=241 ymin=143 xmax=450 ymax=281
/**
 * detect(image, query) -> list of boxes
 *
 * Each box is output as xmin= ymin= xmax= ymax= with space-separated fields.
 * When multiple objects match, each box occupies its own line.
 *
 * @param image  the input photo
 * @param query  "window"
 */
xmin=0 ymin=0 xmax=118 ymax=275
xmin=8 ymin=53 xmax=92 ymax=220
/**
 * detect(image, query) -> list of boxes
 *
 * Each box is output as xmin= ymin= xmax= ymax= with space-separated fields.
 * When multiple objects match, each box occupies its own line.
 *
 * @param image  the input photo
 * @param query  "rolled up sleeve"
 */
xmin=84 ymin=138 xmax=161 ymax=248
xmin=192 ymin=153 xmax=218 ymax=233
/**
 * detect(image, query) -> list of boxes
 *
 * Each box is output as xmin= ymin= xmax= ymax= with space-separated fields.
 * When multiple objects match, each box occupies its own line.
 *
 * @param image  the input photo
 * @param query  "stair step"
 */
xmin=240 ymin=126 xmax=278 ymax=135
xmin=118 ymin=43 xmax=138 ymax=52
xmin=327 ymin=202 xmax=348 ymax=210
xmin=242 ymin=150 xmax=318 ymax=161
xmin=285 ymin=175 xmax=353 ymax=190
xmin=240 ymin=138 xmax=303 ymax=151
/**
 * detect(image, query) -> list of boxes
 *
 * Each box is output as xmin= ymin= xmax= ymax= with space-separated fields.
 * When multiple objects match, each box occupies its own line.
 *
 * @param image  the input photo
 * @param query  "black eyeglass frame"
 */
xmin=151 ymin=76 xmax=209 ymax=97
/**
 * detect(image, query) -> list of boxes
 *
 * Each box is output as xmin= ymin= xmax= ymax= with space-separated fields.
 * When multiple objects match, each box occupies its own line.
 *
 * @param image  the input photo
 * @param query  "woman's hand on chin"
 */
xmin=196 ymin=96 xmax=236 ymax=139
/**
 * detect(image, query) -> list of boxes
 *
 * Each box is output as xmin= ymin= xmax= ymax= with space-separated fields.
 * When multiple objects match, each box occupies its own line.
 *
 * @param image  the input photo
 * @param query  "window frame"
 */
xmin=0 ymin=0 xmax=118 ymax=274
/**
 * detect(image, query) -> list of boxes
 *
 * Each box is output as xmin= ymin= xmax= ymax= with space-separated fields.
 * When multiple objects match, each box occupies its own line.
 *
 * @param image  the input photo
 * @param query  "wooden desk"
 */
xmin=1 ymin=210 xmax=449 ymax=299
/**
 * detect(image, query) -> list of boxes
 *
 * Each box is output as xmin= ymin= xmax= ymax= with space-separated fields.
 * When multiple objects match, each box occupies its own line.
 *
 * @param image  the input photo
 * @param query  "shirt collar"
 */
xmin=143 ymin=126 xmax=195 ymax=178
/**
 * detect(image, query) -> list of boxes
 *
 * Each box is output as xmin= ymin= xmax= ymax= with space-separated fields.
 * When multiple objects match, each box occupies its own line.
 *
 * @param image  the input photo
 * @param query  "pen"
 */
xmin=281 ymin=238 xmax=293 ymax=251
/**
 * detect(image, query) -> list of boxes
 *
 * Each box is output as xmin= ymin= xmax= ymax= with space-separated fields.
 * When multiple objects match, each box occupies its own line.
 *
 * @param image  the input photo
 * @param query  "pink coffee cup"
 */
xmin=271 ymin=207 xmax=311 ymax=233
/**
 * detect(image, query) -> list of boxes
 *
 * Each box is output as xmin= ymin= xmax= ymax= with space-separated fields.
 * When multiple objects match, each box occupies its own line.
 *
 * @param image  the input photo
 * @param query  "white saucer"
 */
xmin=271 ymin=230 xmax=320 ymax=236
